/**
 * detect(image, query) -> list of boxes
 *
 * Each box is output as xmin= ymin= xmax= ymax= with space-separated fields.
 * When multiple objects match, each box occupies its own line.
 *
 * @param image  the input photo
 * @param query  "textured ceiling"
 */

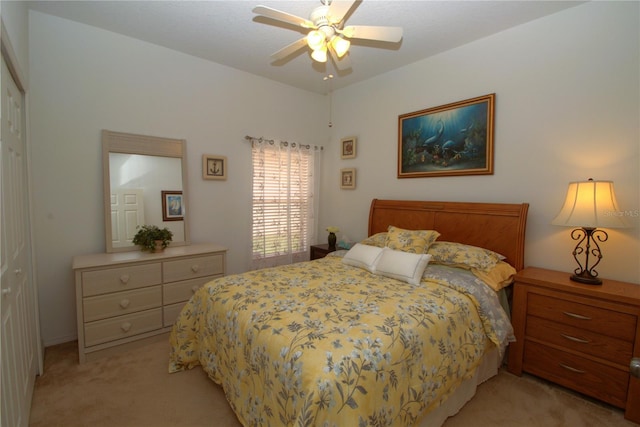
xmin=28 ymin=0 xmax=584 ymax=94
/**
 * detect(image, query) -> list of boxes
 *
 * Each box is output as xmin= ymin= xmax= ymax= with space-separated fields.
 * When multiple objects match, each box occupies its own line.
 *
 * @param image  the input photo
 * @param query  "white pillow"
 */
xmin=342 ymin=243 xmax=384 ymax=273
xmin=375 ymin=248 xmax=432 ymax=285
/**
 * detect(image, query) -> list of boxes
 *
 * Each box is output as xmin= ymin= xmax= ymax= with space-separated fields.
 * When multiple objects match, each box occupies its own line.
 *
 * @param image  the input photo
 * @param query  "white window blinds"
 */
xmin=251 ymin=139 xmax=319 ymax=270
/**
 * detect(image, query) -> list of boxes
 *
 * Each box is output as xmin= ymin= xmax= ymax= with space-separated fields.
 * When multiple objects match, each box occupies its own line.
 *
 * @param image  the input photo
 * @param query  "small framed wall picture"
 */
xmin=162 ymin=191 xmax=184 ymax=221
xmin=340 ymin=168 xmax=356 ymax=189
xmin=202 ymin=154 xmax=227 ymax=180
xmin=341 ymin=137 xmax=357 ymax=159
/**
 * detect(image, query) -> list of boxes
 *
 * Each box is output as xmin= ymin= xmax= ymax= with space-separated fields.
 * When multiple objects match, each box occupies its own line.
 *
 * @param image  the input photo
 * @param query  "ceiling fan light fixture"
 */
xmin=331 ymin=35 xmax=350 ymax=58
xmin=311 ymin=45 xmax=328 ymax=63
xmin=306 ymin=30 xmax=326 ymax=50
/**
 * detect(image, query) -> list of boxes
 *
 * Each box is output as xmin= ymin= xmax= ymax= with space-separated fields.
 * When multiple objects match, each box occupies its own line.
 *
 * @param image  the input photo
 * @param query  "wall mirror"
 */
xmin=102 ymin=130 xmax=190 ymax=253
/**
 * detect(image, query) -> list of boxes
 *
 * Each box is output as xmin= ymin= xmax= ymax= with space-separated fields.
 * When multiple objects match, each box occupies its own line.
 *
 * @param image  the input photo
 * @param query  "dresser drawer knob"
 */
xmin=562 ymin=311 xmax=591 ymax=321
xmin=120 ymin=299 xmax=130 ymax=309
xmin=631 ymin=358 xmax=640 ymax=378
xmin=191 ymin=265 xmax=199 ymax=273
xmin=121 ymin=322 xmax=132 ymax=332
xmin=559 ymin=363 xmax=586 ymax=374
xmin=120 ymin=274 xmax=130 ymax=285
xmin=191 ymin=285 xmax=199 ymax=293
xmin=560 ymin=333 xmax=589 ymax=344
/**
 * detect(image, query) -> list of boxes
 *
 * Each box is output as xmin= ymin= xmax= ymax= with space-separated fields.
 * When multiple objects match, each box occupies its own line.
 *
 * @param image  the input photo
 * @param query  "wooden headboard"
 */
xmin=368 ymin=199 xmax=529 ymax=271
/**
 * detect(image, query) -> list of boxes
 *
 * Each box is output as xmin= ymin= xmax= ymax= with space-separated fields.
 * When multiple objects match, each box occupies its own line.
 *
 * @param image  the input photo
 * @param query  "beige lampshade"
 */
xmin=552 ymin=179 xmax=629 ymax=229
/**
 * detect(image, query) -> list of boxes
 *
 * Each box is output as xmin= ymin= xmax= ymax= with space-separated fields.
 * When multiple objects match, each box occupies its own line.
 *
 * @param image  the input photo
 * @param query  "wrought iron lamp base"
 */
xmin=569 ymin=227 xmax=607 ymax=286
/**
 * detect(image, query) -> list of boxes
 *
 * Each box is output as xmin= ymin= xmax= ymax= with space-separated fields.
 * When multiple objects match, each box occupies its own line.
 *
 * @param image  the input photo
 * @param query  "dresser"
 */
xmin=73 ymin=243 xmax=226 ymax=362
xmin=508 ymin=267 xmax=640 ymax=424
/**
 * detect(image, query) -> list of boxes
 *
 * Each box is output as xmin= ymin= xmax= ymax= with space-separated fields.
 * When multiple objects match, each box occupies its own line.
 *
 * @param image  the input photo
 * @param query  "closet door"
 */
xmin=1 ymin=56 xmax=38 ymax=427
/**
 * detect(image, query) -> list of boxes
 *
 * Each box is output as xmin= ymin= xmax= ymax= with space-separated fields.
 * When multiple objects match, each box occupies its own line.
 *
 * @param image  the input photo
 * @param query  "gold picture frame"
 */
xmin=202 ymin=155 xmax=227 ymax=180
xmin=340 ymin=168 xmax=356 ymax=189
xmin=341 ymin=137 xmax=357 ymax=159
xmin=398 ymin=94 xmax=495 ymax=178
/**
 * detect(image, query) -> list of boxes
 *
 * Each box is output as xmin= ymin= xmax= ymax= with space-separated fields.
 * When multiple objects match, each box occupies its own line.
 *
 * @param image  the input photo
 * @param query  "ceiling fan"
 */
xmin=252 ymin=0 xmax=403 ymax=70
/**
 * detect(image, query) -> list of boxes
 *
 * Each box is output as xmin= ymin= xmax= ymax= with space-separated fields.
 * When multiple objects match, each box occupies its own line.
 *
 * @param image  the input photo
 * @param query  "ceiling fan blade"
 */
xmin=327 ymin=0 xmax=357 ymax=25
xmin=253 ymin=5 xmax=315 ymax=28
xmin=329 ymin=45 xmax=352 ymax=71
xmin=270 ymin=37 xmax=308 ymax=61
xmin=341 ymin=25 xmax=403 ymax=43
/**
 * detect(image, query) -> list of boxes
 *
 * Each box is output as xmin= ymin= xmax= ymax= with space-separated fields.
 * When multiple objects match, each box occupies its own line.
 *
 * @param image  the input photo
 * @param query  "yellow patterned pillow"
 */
xmin=384 ymin=226 xmax=440 ymax=254
xmin=471 ymin=261 xmax=517 ymax=291
xmin=359 ymin=232 xmax=388 ymax=248
xmin=427 ymin=241 xmax=503 ymax=271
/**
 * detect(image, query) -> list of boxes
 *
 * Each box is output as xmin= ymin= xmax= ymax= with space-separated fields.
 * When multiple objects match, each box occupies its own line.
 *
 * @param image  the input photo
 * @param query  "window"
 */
xmin=251 ymin=139 xmax=319 ymax=269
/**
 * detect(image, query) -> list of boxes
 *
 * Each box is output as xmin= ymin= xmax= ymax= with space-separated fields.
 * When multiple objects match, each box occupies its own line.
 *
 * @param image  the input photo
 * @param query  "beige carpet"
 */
xmin=30 ymin=339 xmax=634 ymax=427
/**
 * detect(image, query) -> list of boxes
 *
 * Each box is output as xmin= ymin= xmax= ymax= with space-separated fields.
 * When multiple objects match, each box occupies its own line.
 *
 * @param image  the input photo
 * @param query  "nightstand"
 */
xmin=310 ymin=244 xmax=336 ymax=260
xmin=508 ymin=267 xmax=640 ymax=424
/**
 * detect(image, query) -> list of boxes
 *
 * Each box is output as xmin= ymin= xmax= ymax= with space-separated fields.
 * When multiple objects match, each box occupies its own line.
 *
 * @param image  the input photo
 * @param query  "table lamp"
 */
xmin=551 ymin=178 xmax=628 ymax=285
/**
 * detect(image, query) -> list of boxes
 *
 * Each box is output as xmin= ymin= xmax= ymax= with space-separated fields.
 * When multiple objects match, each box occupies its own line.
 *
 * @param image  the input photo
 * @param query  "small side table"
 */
xmin=310 ymin=244 xmax=336 ymax=260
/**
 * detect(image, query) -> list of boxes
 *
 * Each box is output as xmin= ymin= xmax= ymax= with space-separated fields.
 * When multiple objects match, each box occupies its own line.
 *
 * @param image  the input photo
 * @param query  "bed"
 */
xmin=169 ymin=199 xmax=529 ymax=426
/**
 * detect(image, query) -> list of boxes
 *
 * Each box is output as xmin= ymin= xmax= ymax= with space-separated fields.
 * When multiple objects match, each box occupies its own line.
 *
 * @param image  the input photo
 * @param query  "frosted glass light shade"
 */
xmin=311 ymin=46 xmax=327 ymax=63
xmin=306 ymin=30 xmax=325 ymax=51
xmin=552 ymin=179 xmax=629 ymax=229
xmin=331 ymin=36 xmax=350 ymax=58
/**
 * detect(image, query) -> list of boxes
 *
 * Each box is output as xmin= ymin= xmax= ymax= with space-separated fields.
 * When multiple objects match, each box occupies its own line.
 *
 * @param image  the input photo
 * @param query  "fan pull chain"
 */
xmin=324 ymin=74 xmax=334 ymax=127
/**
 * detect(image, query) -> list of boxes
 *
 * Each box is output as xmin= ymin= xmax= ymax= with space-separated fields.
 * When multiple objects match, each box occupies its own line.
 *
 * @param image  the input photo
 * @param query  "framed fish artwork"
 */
xmin=398 ymin=94 xmax=495 ymax=178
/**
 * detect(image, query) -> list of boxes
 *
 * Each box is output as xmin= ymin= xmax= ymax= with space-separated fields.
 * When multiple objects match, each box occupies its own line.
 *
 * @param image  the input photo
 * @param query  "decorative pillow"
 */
xmin=342 ymin=243 xmax=384 ymax=273
xmin=374 ymin=248 xmax=432 ymax=285
xmin=427 ymin=241 xmax=504 ymax=272
xmin=359 ymin=232 xmax=387 ymax=248
xmin=471 ymin=261 xmax=517 ymax=291
xmin=384 ymin=226 xmax=440 ymax=254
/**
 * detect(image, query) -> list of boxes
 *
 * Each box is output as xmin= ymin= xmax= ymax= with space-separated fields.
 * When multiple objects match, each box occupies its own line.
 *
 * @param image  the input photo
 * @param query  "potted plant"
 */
xmin=132 ymin=225 xmax=173 ymax=252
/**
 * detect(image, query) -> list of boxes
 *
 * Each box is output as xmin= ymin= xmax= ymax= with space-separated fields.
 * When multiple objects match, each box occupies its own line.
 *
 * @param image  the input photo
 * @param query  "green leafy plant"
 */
xmin=132 ymin=225 xmax=173 ymax=252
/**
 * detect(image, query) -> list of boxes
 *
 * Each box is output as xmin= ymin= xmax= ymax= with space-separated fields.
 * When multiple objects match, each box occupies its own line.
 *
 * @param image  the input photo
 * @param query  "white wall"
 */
xmin=1 ymin=0 xmax=29 ymax=79
xmin=28 ymin=11 xmax=325 ymax=345
xmin=322 ymin=1 xmax=639 ymax=285
xmin=28 ymin=2 xmax=640 ymax=346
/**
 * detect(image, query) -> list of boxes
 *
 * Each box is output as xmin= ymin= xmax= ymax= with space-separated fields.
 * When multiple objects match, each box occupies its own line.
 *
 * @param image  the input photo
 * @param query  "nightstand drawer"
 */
xmin=526 ymin=316 xmax=633 ymax=365
xmin=527 ymin=293 xmax=636 ymax=341
xmin=523 ymin=341 xmax=629 ymax=408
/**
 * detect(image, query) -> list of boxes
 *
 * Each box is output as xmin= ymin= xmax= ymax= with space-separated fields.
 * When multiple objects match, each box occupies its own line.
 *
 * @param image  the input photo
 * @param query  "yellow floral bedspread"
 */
xmin=169 ymin=257 xmax=513 ymax=426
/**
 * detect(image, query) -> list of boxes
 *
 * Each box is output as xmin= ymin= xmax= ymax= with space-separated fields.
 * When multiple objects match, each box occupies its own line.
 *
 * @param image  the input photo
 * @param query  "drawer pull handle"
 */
xmin=631 ymin=358 xmax=640 ymax=378
xmin=120 ymin=274 xmax=130 ymax=285
xmin=120 ymin=299 xmax=130 ymax=309
xmin=191 ymin=285 xmax=199 ymax=293
xmin=560 ymin=334 xmax=589 ymax=344
xmin=121 ymin=322 xmax=132 ymax=332
xmin=563 ymin=311 xmax=591 ymax=320
xmin=191 ymin=265 xmax=199 ymax=273
xmin=559 ymin=363 xmax=585 ymax=374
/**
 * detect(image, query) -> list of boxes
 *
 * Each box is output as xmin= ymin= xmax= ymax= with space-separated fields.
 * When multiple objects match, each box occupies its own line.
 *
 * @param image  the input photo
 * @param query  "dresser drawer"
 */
xmin=83 ymin=286 xmax=162 ymax=323
xmin=84 ymin=308 xmax=163 ymax=347
xmin=163 ymin=302 xmax=185 ymax=327
xmin=163 ymin=254 xmax=224 ymax=283
xmin=523 ymin=341 xmax=629 ymax=408
xmin=82 ymin=263 xmax=162 ymax=297
xmin=527 ymin=293 xmax=637 ymax=341
xmin=163 ymin=277 xmax=214 ymax=305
